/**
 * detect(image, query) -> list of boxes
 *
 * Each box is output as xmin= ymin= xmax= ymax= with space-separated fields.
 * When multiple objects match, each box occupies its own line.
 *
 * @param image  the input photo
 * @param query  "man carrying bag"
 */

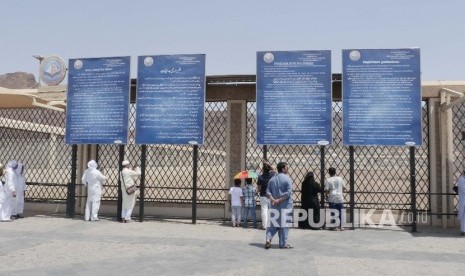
xmin=120 ymin=160 xmax=141 ymax=223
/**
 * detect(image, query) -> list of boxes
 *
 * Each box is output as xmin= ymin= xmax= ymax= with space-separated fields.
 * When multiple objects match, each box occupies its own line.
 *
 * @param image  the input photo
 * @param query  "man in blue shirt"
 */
xmin=265 ymin=162 xmax=293 ymax=249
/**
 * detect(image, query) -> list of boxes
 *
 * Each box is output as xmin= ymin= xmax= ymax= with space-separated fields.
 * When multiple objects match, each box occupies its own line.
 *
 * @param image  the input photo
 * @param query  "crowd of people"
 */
xmin=0 ymin=160 xmax=26 ymax=222
xmin=227 ymin=162 xmax=465 ymax=247
xmin=0 ymin=158 xmax=142 ymax=223
xmin=3 ymin=156 xmax=465 ymax=242
xmin=228 ymin=160 xmax=352 ymax=249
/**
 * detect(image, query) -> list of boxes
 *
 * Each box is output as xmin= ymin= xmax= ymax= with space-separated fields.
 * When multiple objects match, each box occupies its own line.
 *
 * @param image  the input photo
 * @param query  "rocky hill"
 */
xmin=0 ymin=72 xmax=38 ymax=89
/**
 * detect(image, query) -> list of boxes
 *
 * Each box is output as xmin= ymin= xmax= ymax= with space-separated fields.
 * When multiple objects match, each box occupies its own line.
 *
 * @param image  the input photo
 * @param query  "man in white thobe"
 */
xmin=120 ymin=160 xmax=141 ymax=223
xmin=456 ymin=171 xmax=465 ymax=235
xmin=0 ymin=163 xmax=7 ymax=221
xmin=13 ymin=162 xmax=26 ymax=218
xmin=2 ymin=160 xmax=17 ymax=221
xmin=81 ymin=160 xmax=106 ymax=221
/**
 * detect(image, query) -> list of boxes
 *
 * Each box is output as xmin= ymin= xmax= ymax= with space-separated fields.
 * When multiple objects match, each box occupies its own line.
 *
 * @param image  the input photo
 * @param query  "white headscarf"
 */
xmin=7 ymin=160 xmax=18 ymax=170
xmin=87 ymin=160 xmax=98 ymax=170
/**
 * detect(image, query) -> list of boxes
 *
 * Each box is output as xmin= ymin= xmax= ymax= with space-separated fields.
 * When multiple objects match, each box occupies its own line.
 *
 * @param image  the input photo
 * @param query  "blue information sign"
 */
xmin=342 ymin=49 xmax=422 ymax=146
xmin=256 ymin=50 xmax=332 ymax=145
xmin=65 ymin=57 xmax=131 ymax=144
xmin=135 ymin=54 xmax=206 ymax=145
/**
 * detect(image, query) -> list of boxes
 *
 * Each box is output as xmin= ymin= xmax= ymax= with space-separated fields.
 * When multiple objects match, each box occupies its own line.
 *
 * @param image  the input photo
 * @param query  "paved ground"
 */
xmin=1 ymin=214 xmax=465 ymax=276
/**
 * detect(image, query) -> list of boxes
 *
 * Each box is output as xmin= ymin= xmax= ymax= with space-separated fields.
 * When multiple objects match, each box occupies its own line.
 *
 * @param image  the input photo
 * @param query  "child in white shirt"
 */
xmin=229 ymin=179 xmax=243 ymax=227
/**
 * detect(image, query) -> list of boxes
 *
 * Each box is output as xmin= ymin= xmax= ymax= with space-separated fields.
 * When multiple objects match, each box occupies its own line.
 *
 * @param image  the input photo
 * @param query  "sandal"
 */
xmin=264 ymin=241 xmax=271 ymax=249
xmin=280 ymin=244 xmax=293 ymax=249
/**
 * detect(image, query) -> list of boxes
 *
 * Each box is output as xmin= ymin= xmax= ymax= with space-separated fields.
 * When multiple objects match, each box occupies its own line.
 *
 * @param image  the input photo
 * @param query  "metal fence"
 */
xmin=0 ymin=99 xmax=440 ymax=216
xmin=0 ymin=108 xmax=70 ymax=203
xmin=96 ymin=101 xmax=227 ymax=205
xmin=452 ymin=101 xmax=465 ymax=210
xmin=246 ymin=101 xmax=430 ymax=211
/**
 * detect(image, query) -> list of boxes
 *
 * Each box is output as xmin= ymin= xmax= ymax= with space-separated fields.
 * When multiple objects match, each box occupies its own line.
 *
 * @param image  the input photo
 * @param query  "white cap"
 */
xmin=122 ymin=160 xmax=130 ymax=166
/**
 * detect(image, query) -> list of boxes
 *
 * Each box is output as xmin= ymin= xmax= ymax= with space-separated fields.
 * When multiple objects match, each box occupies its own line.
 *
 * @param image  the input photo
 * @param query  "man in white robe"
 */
xmin=81 ymin=160 xmax=106 ymax=221
xmin=13 ymin=162 xmax=26 ymax=218
xmin=0 ymin=163 xmax=8 ymax=221
xmin=120 ymin=160 xmax=141 ymax=223
xmin=456 ymin=171 xmax=465 ymax=235
xmin=2 ymin=161 xmax=17 ymax=221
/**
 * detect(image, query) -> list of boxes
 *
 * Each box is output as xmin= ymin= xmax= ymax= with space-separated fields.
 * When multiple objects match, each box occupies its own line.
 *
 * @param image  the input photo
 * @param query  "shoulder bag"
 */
xmin=121 ymin=171 xmax=137 ymax=195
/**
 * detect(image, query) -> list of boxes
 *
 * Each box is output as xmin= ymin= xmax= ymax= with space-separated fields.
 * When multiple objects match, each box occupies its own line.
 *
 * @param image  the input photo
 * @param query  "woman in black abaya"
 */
xmin=299 ymin=171 xmax=323 ymax=229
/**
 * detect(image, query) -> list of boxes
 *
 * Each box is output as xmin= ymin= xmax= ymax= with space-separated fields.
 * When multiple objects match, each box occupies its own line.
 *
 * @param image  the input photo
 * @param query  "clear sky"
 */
xmin=1 ymin=0 xmax=464 ymax=81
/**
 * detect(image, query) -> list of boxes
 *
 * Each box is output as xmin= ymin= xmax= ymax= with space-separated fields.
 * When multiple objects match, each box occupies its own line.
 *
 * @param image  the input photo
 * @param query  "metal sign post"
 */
xmin=407 ymin=142 xmax=417 ymax=232
xmin=139 ymin=145 xmax=147 ymax=222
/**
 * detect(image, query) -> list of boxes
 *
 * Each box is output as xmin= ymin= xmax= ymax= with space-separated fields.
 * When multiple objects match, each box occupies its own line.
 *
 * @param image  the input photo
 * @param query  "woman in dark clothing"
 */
xmin=257 ymin=161 xmax=276 ymax=230
xmin=299 ymin=171 xmax=323 ymax=229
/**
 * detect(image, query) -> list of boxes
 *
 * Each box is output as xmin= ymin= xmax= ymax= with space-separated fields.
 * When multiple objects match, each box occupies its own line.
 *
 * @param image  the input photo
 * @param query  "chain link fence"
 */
xmin=96 ymin=102 xmax=227 ymax=206
xmin=246 ymin=101 xmax=430 ymax=212
xmin=0 ymin=108 xmax=70 ymax=202
xmin=0 ymin=98 xmax=447 ymax=218
xmin=452 ymin=101 xmax=465 ymax=211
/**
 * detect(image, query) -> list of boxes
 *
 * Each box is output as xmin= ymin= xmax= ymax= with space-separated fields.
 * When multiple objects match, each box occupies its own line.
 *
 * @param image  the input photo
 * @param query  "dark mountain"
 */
xmin=0 ymin=72 xmax=38 ymax=89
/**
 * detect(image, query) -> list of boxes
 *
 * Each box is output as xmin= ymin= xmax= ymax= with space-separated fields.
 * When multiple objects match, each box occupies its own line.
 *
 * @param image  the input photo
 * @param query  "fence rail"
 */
xmin=2 ymin=99 xmax=464 ymax=217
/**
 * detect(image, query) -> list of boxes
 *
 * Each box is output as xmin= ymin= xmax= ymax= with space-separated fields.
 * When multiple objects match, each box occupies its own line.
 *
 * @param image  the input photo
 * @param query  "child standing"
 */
xmin=242 ymin=178 xmax=257 ymax=228
xmin=229 ymin=179 xmax=243 ymax=227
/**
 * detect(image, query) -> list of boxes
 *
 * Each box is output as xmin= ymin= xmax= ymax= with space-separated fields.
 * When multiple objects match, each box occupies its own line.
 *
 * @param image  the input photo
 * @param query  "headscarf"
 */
xmin=7 ymin=160 xmax=18 ymax=170
xmin=302 ymin=171 xmax=315 ymax=186
xmin=87 ymin=160 xmax=98 ymax=170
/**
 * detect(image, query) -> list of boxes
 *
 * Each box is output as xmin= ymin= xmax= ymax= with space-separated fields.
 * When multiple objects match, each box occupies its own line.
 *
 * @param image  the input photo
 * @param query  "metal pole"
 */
xmin=349 ymin=146 xmax=355 ymax=230
xmin=263 ymin=145 xmax=268 ymax=161
xmin=320 ymin=145 xmax=326 ymax=228
xmin=462 ymin=131 xmax=465 ymax=171
xmin=117 ymin=144 xmax=125 ymax=222
xmin=67 ymin=144 xmax=78 ymax=218
xmin=410 ymin=146 xmax=417 ymax=232
xmin=139 ymin=145 xmax=147 ymax=222
xmin=192 ymin=144 xmax=199 ymax=224
xmin=95 ymin=144 xmax=100 ymax=164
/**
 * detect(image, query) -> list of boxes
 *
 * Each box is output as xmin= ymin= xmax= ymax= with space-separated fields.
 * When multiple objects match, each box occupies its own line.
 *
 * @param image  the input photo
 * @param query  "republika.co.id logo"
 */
xmin=264 ymin=208 xmax=428 ymax=228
